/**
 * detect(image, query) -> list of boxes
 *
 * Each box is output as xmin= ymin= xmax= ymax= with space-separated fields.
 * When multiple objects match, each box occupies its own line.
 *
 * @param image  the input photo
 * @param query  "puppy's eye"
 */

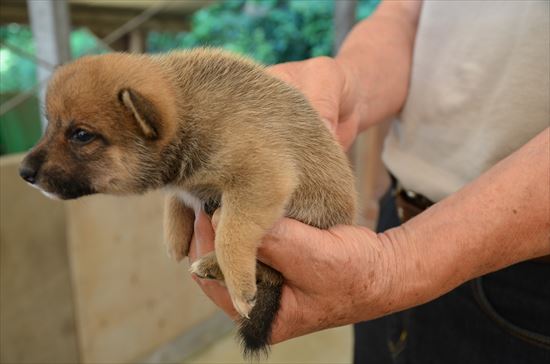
xmin=70 ymin=129 xmax=95 ymax=144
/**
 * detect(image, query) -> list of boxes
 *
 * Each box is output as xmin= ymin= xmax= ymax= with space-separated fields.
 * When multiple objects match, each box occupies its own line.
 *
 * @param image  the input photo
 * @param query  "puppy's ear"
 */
xmin=118 ymin=88 xmax=159 ymax=139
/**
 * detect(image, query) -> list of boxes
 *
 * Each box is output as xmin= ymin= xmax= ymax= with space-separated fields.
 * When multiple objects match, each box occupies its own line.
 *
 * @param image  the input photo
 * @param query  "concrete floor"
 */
xmin=186 ymin=325 xmax=353 ymax=364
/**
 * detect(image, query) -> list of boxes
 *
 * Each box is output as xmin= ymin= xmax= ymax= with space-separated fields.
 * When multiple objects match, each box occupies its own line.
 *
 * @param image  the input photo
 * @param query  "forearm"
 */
xmin=336 ymin=0 xmax=422 ymax=129
xmin=377 ymin=129 xmax=550 ymax=317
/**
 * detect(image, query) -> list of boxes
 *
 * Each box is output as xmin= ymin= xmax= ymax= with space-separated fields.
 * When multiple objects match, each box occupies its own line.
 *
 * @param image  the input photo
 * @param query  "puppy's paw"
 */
xmin=231 ymin=289 xmax=257 ymax=319
xmin=189 ymin=253 xmax=224 ymax=280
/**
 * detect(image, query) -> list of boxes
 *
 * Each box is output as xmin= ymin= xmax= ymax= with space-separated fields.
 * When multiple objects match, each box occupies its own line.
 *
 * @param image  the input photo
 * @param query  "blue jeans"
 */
xmin=353 ymin=187 xmax=550 ymax=364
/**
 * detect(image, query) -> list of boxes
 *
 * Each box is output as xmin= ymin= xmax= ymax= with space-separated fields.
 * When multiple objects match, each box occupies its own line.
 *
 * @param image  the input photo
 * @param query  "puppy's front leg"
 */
xmin=164 ymin=193 xmax=195 ymax=261
xmin=215 ymin=184 xmax=292 ymax=318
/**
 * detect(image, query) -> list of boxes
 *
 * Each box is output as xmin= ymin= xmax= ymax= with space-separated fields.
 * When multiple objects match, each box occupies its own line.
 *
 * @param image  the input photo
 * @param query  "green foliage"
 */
xmin=0 ymin=25 xmax=102 ymax=154
xmin=0 ymin=0 xmax=380 ymax=154
xmin=0 ymin=24 xmax=36 ymax=93
xmin=0 ymin=25 xmax=102 ymax=93
xmin=148 ymin=0 xmax=380 ymax=64
xmin=1 ymin=0 xmax=381 ymax=93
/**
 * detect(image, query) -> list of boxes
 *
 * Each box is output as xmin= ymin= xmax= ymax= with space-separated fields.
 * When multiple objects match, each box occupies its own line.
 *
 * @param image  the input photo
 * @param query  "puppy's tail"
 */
xmin=238 ymin=267 xmax=284 ymax=359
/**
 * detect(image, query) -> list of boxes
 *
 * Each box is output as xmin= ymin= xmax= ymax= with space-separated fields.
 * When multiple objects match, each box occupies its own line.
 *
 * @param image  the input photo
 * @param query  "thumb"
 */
xmin=211 ymin=208 xmax=221 ymax=230
xmin=305 ymin=92 xmax=340 ymax=135
xmin=191 ymin=211 xmax=215 ymax=259
xmin=267 ymin=59 xmax=341 ymax=135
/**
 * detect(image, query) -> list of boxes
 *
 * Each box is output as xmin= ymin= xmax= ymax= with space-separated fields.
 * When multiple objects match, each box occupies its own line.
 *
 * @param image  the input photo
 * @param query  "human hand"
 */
xmin=188 ymin=210 xmax=395 ymax=344
xmin=267 ymin=57 xmax=363 ymax=150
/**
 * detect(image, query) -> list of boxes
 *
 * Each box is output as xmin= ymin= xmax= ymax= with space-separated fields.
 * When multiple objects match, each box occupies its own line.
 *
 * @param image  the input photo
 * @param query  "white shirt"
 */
xmin=382 ymin=0 xmax=549 ymax=202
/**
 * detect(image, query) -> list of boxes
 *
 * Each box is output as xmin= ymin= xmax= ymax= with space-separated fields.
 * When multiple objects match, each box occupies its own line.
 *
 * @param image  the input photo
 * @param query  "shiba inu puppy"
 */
xmin=19 ymin=48 xmax=356 ymax=357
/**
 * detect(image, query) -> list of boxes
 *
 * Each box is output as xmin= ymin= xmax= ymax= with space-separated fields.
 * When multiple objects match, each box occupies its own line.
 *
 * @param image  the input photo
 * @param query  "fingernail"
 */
xmin=321 ymin=118 xmax=335 ymax=132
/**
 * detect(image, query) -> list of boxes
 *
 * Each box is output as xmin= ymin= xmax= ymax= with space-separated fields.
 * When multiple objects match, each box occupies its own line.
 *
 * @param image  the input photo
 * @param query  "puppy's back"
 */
xmin=158 ymin=49 xmax=356 ymax=227
xmin=159 ymin=49 xmax=356 ymax=357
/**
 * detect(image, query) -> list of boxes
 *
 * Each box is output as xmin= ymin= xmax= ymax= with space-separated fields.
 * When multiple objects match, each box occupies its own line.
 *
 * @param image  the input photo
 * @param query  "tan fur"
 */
xmin=20 ymin=48 xmax=356 ymax=353
xmin=164 ymin=193 xmax=195 ymax=260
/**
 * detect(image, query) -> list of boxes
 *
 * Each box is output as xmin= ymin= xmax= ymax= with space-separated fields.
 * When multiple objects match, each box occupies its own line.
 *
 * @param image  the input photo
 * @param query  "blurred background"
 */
xmin=0 ymin=1 xmax=389 ymax=363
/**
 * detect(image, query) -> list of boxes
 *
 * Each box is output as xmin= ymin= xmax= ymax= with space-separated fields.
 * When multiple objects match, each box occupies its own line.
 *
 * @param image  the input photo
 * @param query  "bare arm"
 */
xmin=188 ymin=0 xmax=549 ymax=343
xmin=379 ymin=128 xmax=550 ymax=314
xmin=336 ymin=0 xmax=422 ymax=130
xmin=267 ymin=0 xmax=422 ymax=148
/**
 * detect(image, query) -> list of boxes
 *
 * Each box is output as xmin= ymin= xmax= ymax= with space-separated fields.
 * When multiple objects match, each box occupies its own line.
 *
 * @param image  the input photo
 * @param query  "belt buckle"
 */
xmin=393 ymin=180 xmax=432 ymax=222
xmin=393 ymin=181 xmax=408 ymax=221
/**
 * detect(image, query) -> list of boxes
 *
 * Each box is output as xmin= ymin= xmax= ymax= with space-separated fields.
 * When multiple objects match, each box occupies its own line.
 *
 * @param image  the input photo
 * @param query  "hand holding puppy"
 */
xmin=189 ymin=211 xmax=394 ymax=344
xmin=189 ymin=56 xmax=370 ymax=344
xmin=267 ymin=57 xmax=363 ymax=150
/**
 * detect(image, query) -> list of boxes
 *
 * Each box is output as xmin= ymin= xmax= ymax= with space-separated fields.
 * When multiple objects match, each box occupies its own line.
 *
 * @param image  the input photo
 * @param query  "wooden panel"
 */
xmin=66 ymin=192 xmax=219 ymax=363
xmin=0 ymin=154 xmax=79 ymax=364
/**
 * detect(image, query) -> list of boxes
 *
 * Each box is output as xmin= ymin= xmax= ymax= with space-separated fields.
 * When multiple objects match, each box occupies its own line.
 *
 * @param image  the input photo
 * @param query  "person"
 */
xmin=188 ymin=1 xmax=550 ymax=362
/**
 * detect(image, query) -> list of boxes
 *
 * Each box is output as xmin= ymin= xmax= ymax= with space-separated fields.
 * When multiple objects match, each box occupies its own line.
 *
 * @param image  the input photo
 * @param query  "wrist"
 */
xmin=368 ymin=224 xmax=432 ymax=318
xmin=331 ymin=225 xmax=409 ymax=324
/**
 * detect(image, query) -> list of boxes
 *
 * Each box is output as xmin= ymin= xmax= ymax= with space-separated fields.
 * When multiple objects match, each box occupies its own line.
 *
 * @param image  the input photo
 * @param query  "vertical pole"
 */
xmin=333 ymin=0 xmax=357 ymax=54
xmin=334 ymin=0 xmax=371 ymax=221
xmin=27 ymin=0 xmax=71 ymax=130
xmin=128 ymin=29 xmax=146 ymax=54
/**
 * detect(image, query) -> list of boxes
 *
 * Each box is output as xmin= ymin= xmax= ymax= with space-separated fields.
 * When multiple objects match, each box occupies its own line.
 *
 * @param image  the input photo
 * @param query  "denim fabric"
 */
xmin=353 ymin=187 xmax=550 ymax=364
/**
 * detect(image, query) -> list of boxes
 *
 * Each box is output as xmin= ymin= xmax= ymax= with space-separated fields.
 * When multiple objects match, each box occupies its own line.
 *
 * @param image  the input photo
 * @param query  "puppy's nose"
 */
xmin=19 ymin=165 xmax=38 ymax=184
xmin=20 ymin=150 xmax=45 ymax=185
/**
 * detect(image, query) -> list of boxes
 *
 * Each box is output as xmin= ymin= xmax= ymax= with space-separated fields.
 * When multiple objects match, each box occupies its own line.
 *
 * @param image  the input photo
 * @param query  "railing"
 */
xmin=0 ymin=0 xmax=170 ymax=123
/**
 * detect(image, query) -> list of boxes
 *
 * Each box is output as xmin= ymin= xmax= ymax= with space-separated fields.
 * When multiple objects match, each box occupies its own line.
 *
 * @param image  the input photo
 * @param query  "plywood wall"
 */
xmin=0 ymin=154 xmax=79 ymax=364
xmin=66 ymin=192 xmax=220 ymax=363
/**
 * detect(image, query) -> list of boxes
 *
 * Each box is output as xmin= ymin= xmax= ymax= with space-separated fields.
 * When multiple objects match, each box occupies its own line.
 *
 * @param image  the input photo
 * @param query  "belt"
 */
xmin=393 ymin=180 xmax=434 ymax=223
xmin=391 ymin=175 xmax=550 ymax=264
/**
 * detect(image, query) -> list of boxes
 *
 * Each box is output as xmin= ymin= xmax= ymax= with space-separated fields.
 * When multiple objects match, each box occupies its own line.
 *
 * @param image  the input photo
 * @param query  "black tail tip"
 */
xmin=237 ymin=282 xmax=283 ymax=360
xmin=238 ymin=315 xmax=272 ymax=361
xmin=240 ymin=331 xmax=270 ymax=360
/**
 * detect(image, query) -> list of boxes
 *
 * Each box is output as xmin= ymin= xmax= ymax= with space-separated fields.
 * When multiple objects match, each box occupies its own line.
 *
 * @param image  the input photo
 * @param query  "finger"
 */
xmin=266 ymin=285 xmax=302 ymax=344
xmin=192 ymin=276 xmax=239 ymax=320
xmin=266 ymin=61 xmax=303 ymax=85
xmin=188 ymin=211 xmax=215 ymax=262
xmin=320 ymin=118 xmax=335 ymax=133
xmin=257 ymin=218 xmax=324 ymax=273
xmin=267 ymin=60 xmax=341 ymax=134
xmin=212 ymin=208 xmax=221 ymax=230
xmin=299 ymin=59 xmax=343 ymax=131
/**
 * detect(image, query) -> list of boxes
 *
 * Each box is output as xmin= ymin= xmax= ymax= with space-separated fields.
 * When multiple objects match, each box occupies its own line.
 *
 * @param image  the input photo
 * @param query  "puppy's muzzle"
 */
xmin=19 ymin=165 xmax=37 ymax=184
xmin=19 ymin=154 xmax=43 ymax=185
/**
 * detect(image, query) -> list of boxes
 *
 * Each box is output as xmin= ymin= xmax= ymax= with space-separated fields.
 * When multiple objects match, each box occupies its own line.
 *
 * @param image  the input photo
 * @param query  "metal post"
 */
xmin=27 ymin=0 xmax=71 ymax=130
xmin=333 ymin=0 xmax=357 ymax=54
xmin=128 ymin=29 xmax=146 ymax=53
xmin=334 ymin=0 xmax=362 ymax=203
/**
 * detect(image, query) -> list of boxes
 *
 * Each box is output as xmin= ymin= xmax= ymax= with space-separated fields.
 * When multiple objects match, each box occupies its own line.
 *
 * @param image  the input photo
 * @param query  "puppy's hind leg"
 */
xmin=192 ymin=201 xmax=287 ymax=357
xmin=190 ymin=251 xmax=224 ymax=280
xmin=190 ymin=253 xmax=282 ymax=286
xmin=216 ymin=178 xmax=294 ymax=319
xmin=164 ymin=193 xmax=195 ymax=261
